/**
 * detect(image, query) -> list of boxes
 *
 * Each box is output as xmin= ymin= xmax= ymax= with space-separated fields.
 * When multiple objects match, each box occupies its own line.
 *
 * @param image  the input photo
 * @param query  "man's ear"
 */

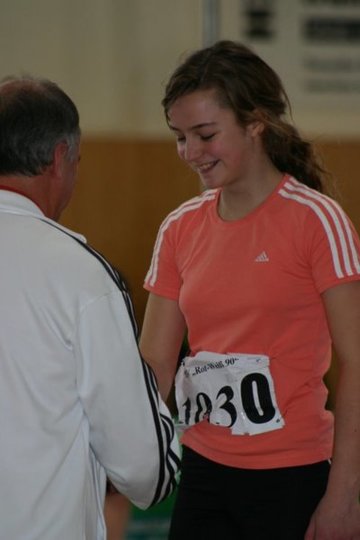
xmin=52 ymin=142 xmax=68 ymax=177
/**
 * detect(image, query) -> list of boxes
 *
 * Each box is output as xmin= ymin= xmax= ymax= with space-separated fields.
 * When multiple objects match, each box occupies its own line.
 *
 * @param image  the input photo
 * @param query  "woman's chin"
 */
xmin=198 ymin=173 xmax=221 ymax=190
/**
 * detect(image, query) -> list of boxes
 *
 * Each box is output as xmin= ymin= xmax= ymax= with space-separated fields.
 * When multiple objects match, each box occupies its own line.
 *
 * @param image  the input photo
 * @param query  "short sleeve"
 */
xmin=144 ymin=216 xmax=182 ymax=300
xmin=306 ymin=198 xmax=360 ymax=294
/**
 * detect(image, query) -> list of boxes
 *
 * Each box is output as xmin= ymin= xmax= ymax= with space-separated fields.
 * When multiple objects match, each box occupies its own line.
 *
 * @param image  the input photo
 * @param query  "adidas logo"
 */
xmin=255 ymin=251 xmax=269 ymax=262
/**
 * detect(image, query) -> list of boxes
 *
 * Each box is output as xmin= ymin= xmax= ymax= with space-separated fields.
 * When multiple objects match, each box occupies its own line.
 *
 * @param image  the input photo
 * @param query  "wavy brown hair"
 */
xmin=162 ymin=40 xmax=329 ymax=193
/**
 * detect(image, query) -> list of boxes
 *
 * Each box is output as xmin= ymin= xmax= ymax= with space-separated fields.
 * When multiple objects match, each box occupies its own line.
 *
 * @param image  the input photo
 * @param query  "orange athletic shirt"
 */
xmin=144 ymin=175 xmax=360 ymax=469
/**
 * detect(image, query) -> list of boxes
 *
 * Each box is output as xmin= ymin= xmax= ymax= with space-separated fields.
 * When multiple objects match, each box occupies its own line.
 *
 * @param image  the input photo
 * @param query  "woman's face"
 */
xmin=167 ymin=89 xmax=261 ymax=191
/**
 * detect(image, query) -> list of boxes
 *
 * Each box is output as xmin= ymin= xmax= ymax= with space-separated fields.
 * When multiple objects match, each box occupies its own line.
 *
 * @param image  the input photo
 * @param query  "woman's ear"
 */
xmin=249 ymin=121 xmax=265 ymax=137
xmin=247 ymin=109 xmax=266 ymax=137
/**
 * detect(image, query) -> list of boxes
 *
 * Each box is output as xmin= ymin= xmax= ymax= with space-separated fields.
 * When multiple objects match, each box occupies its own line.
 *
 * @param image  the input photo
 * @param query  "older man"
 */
xmin=0 ymin=76 xmax=179 ymax=539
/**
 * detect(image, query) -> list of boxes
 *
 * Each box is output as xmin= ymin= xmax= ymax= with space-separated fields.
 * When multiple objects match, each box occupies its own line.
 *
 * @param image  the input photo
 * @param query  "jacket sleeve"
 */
xmin=74 ymin=285 xmax=180 ymax=509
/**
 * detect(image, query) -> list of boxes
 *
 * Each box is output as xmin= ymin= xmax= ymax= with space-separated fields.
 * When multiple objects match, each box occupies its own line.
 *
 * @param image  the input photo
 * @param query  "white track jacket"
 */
xmin=0 ymin=190 xmax=180 ymax=540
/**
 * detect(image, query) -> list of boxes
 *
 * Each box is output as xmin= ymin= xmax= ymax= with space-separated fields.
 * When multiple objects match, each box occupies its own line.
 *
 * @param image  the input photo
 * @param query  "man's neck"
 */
xmin=0 ymin=175 xmax=51 ymax=217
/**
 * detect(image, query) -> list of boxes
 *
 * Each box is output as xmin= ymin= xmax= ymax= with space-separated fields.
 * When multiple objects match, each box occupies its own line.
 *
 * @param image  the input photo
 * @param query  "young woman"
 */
xmin=140 ymin=41 xmax=360 ymax=539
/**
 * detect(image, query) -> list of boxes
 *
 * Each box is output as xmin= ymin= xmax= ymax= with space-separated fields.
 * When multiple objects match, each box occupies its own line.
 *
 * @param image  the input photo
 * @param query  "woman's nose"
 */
xmin=182 ymin=139 xmax=202 ymax=162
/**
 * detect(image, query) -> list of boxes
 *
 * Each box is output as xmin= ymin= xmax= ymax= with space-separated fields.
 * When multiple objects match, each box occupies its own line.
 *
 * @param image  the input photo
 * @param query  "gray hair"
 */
xmin=0 ymin=75 xmax=81 ymax=176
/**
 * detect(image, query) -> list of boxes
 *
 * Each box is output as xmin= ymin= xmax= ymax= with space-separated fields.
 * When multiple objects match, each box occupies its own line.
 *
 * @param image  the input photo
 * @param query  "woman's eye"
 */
xmin=201 ymin=134 xmax=215 ymax=141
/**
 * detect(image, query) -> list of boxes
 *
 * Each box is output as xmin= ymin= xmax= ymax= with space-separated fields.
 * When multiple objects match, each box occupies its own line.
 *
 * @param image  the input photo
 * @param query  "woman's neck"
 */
xmin=218 ymin=168 xmax=283 ymax=221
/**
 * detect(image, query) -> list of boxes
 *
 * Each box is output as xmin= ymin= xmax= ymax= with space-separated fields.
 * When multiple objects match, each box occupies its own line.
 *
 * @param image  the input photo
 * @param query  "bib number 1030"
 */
xmin=175 ymin=352 xmax=284 ymax=436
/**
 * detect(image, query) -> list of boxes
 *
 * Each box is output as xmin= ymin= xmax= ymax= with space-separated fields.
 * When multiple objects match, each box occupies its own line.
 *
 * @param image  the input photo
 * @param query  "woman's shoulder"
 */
xmin=278 ymin=175 xmax=336 ymax=209
xmin=162 ymin=189 xmax=218 ymax=228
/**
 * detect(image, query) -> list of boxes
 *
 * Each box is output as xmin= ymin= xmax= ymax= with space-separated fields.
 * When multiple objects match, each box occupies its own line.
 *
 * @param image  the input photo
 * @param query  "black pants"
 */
xmin=169 ymin=446 xmax=330 ymax=540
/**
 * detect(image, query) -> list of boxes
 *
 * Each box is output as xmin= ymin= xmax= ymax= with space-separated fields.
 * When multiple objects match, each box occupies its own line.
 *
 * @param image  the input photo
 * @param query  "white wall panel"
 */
xmin=0 ymin=0 xmax=359 ymax=136
xmin=0 ymin=0 xmax=201 ymax=135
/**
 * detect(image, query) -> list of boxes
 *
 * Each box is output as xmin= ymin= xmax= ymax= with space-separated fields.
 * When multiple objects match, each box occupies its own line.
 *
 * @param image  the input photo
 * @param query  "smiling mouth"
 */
xmin=195 ymin=161 xmax=218 ymax=173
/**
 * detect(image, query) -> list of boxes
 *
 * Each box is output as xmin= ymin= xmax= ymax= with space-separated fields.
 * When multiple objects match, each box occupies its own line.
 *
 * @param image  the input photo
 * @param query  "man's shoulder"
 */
xmin=24 ymin=219 xmax=116 ymax=290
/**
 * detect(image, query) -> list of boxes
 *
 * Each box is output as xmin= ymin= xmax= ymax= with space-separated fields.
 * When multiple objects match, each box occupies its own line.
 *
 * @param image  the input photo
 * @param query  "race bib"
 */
xmin=175 ymin=351 xmax=284 ymax=436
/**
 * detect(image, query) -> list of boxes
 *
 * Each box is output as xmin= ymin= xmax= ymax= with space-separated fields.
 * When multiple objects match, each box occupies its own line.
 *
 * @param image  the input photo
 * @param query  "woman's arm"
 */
xmin=140 ymin=293 xmax=187 ymax=401
xmin=104 ymin=491 xmax=131 ymax=540
xmin=305 ymin=280 xmax=360 ymax=539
